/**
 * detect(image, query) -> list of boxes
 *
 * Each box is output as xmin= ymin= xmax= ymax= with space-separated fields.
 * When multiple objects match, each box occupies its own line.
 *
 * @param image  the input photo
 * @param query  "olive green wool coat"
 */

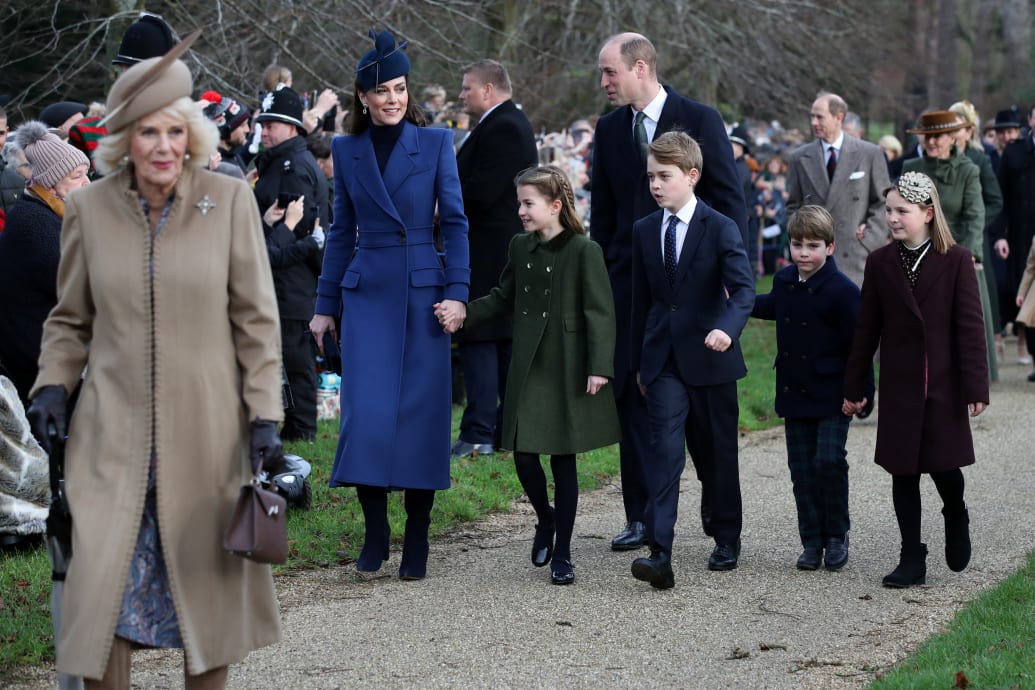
xmin=465 ymin=229 xmax=621 ymax=455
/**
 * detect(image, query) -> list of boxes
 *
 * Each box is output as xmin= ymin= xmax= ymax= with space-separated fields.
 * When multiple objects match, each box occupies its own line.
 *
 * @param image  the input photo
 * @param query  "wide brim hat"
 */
xmin=906 ymin=111 xmax=968 ymax=136
xmin=100 ymin=30 xmax=199 ymax=134
xmin=356 ymin=30 xmax=411 ymax=92
xmin=991 ymin=108 xmax=1022 ymax=130
xmin=255 ymin=85 xmax=305 ymax=133
xmin=113 ymin=13 xmax=177 ymax=66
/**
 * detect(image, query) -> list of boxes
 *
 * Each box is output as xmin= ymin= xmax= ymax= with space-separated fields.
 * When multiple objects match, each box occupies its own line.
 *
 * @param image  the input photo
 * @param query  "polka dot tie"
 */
xmin=665 ymin=214 xmax=679 ymax=286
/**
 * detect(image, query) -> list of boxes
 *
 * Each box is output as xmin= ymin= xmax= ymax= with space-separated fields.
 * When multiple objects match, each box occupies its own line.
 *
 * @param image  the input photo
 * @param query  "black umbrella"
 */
xmin=45 ymin=425 xmax=82 ymax=690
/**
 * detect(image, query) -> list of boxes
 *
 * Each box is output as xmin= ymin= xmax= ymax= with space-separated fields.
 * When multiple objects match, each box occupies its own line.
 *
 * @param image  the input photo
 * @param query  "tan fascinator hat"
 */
xmin=100 ymin=30 xmax=200 ymax=133
xmin=906 ymin=111 xmax=967 ymax=136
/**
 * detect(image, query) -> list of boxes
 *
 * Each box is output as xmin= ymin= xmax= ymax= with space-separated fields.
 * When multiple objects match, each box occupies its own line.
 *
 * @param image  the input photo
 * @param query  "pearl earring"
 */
xmin=362 ymin=104 xmax=368 ymax=115
xmin=184 ymin=152 xmax=191 ymax=160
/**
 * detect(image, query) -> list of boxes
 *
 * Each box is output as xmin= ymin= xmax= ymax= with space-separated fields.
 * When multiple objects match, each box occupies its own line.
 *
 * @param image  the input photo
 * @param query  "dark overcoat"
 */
xmin=843 ymin=243 xmax=989 ymax=475
xmin=315 ymin=123 xmax=469 ymax=490
xmin=590 ymin=85 xmax=748 ymax=390
xmin=752 ymin=258 xmax=871 ymax=418
xmin=994 ymin=136 xmax=1035 ymax=301
xmin=465 ymin=229 xmax=621 ymax=454
xmin=454 ymin=99 xmax=537 ymax=342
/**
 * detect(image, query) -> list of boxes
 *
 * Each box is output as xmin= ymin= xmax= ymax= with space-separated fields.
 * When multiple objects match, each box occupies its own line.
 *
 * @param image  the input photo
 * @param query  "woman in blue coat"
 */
xmin=310 ymin=31 xmax=470 ymax=580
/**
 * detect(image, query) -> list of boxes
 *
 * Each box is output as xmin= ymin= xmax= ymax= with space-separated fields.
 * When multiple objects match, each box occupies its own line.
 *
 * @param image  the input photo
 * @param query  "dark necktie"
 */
xmin=664 ymin=214 xmax=679 ymax=286
xmin=826 ymin=146 xmax=837 ymax=180
xmin=634 ymin=111 xmax=648 ymax=163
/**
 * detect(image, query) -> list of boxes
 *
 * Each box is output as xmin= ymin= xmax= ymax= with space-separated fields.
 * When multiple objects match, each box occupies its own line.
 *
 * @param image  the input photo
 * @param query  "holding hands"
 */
xmin=433 ymin=300 xmax=466 ymax=333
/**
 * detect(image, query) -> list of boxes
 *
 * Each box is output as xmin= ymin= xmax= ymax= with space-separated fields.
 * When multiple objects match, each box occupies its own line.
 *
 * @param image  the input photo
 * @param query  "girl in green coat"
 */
xmin=438 ymin=165 xmax=620 ymax=585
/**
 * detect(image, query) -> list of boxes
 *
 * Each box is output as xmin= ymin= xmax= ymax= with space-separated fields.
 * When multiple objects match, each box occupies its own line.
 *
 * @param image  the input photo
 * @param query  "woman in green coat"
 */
xmin=903 ymin=111 xmax=997 ymax=382
xmin=439 ymin=166 xmax=620 ymax=586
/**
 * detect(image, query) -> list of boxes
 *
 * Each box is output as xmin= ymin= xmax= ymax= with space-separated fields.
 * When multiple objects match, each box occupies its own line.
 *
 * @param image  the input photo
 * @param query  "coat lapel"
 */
xmin=802 ymin=140 xmax=831 ymax=198
xmin=672 ymin=203 xmax=707 ymax=288
xmin=382 ymin=123 xmax=419 ymax=199
xmin=912 ymin=246 xmax=950 ymax=308
xmin=354 ymin=132 xmax=401 ymax=223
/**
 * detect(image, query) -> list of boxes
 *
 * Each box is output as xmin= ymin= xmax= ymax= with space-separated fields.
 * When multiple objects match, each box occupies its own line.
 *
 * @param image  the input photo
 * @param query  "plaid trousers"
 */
xmin=783 ymin=415 xmax=851 ymax=546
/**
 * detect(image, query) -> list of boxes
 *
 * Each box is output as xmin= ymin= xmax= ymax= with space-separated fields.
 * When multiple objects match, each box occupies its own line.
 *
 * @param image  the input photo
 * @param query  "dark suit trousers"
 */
xmin=280 ymin=318 xmax=317 ymax=440
xmin=644 ymin=359 xmax=742 ymax=552
xmin=783 ymin=415 xmax=851 ymax=547
xmin=615 ymin=374 xmax=649 ymax=523
xmin=458 ymin=340 xmax=511 ymax=446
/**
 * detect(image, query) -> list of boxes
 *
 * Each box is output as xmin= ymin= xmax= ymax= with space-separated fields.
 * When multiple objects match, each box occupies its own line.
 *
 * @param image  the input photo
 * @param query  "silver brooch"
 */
xmin=195 ymin=195 xmax=216 ymax=216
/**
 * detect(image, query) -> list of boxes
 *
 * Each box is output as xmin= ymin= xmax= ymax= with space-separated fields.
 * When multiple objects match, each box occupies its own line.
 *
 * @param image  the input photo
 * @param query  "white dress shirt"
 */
xmin=660 ymin=195 xmax=699 ymax=263
xmin=632 ymin=86 xmax=668 ymax=144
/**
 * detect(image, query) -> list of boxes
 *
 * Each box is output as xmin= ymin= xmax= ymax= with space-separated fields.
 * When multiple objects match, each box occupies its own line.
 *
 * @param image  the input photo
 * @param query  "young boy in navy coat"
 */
xmin=751 ymin=206 xmax=873 ymax=571
xmin=629 ymin=132 xmax=755 ymax=588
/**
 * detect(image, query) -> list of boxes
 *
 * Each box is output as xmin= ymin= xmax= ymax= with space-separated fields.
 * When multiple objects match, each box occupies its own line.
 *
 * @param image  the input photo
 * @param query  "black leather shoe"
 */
xmin=700 ymin=497 xmax=714 ymax=537
xmin=796 ymin=546 xmax=822 ymax=570
xmin=611 ymin=521 xmax=646 ymax=551
xmin=551 ymin=559 xmax=575 ymax=585
xmin=531 ymin=521 xmax=555 ymax=568
xmin=823 ymin=534 xmax=849 ymax=571
xmin=708 ymin=540 xmax=741 ymax=571
xmin=631 ymin=551 xmax=674 ymax=589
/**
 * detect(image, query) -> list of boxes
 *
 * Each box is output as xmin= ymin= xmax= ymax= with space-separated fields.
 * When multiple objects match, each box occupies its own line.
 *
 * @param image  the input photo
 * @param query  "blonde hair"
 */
xmin=263 ymin=64 xmax=292 ymax=92
xmin=94 ymin=97 xmax=219 ymax=176
xmin=948 ymin=100 xmax=982 ymax=150
xmin=514 ymin=165 xmax=586 ymax=235
xmin=878 ymin=134 xmax=902 ymax=158
xmin=648 ymin=130 xmax=703 ymax=173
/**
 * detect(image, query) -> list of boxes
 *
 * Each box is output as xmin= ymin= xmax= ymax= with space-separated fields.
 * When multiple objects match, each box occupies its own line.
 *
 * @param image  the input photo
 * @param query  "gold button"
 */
xmin=524 ymin=286 xmax=530 ymax=293
xmin=542 ymin=312 xmax=548 ymax=318
xmin=546 ymin=266 xmax=552 ymax=272
xmin=527 ymin=262 xmax=532 ymax=269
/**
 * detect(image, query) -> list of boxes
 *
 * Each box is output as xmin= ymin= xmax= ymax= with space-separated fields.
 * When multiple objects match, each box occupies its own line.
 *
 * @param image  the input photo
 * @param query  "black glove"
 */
xmin=26 ymin=385 xmax=68 ymax=454
xmin=249 ymin=419 xmax=285 ymax=476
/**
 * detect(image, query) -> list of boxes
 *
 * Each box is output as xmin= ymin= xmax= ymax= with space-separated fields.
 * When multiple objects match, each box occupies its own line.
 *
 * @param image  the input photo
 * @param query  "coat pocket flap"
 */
xmin=341 ymin=270 xmax=360 ymax=289
xmin=564 ymin=316 xmax=586 ymax=332
xmin=411 ymin=268 xmax=446 ymax=287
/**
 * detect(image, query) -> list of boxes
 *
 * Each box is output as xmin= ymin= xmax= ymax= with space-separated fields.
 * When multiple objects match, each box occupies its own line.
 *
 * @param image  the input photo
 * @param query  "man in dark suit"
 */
xmin=630 ymin=132 xmax=755 ymax=586
xmin=451 ymin=59 xmax=538 ymax=457
xmin=996 ymin=104 xmax=1035 ymax=348
xmin=591 ymin=32 xmax=748 ymax=551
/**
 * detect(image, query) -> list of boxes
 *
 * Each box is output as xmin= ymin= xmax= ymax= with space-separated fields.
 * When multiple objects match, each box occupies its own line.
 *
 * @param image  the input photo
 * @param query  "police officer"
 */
xmin=254 ymin=85 xmax=330 ymax=441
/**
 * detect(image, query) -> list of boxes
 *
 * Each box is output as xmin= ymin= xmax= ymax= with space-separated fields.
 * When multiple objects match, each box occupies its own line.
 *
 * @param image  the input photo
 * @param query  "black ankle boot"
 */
xmin=943 ymin=505 xmax=971 ymax=572
xmin=882 ymin=543 xmax=928 ymax=588
xmin=356 ymin=489 xmax=390 ymax=572
xmin=399 ymin=490 xmax=433 ymax=580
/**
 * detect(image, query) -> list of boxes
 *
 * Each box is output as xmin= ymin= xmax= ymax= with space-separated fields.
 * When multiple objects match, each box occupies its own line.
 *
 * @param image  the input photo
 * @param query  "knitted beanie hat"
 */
xmin=13 ymin=121 xmax=90 ymax=189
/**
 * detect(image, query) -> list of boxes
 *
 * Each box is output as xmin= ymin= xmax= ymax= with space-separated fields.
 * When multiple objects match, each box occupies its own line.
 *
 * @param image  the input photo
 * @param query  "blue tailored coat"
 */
xmin=630 ymin=201 xmax=755 ymax=388
xmin=314 ymin=123 xmax=470 ymax=490
xmin=752 ymin=258 xmax=872 ymax=418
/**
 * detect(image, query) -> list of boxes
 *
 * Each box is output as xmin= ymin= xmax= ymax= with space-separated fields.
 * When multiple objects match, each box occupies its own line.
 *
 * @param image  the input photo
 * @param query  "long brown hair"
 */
xmin=514 ymin=165 xmax=586 ymax=235
xmin=349 ymin=77 xmax=427 ymax=135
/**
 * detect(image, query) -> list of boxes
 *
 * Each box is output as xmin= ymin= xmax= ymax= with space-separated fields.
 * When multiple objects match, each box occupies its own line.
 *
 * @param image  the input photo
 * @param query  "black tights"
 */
xmin=891 ymin=469 xmax=966 ymax=546
xmin=513 ymin=452 xmax=578 ymax=561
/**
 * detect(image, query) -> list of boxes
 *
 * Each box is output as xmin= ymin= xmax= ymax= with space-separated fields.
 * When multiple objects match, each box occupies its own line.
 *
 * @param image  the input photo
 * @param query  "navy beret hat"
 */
xmin=356 ymin=30 xmax=411 ymax=92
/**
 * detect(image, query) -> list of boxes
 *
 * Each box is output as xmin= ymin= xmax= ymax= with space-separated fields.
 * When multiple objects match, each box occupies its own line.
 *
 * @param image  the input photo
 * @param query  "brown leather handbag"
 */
xmin=223 ymin=463 xmax=288 ymax=564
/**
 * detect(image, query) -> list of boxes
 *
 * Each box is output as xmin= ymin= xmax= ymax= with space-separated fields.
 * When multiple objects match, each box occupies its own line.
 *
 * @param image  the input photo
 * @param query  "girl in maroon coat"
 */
xmin=843 ymin=171 xmax=989 ymax=588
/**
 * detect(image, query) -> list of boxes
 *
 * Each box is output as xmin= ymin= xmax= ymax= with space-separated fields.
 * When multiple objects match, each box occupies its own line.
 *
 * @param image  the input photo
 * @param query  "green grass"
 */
xmin=869 ymin=550 xmax=1035 ymax=689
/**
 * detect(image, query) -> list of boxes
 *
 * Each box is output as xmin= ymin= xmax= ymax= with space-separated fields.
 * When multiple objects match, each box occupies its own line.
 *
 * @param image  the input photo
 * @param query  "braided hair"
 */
xmin=513 ymin=165 xmax=586 ymax=235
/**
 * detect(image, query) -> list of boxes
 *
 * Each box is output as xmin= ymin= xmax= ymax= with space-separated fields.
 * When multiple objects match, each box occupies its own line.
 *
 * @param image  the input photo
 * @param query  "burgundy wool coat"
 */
xmin=843 ymin=242 xmax=989 ymax=475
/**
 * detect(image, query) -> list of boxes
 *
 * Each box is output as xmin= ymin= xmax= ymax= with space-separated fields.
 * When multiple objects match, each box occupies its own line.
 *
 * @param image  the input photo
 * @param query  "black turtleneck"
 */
xmin=369 ymin=120 xmax=405 ymax=175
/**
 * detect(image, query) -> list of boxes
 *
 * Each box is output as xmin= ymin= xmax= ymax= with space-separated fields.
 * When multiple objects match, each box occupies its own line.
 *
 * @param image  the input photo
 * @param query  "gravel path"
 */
xmin=13 ymin=353 xmax=1035 ymax=689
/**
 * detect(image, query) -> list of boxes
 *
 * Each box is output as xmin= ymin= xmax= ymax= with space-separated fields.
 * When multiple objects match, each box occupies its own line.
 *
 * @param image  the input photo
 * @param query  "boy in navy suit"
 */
xmin=751 ymin=206 xmax=872 ymax=571
xmin=629 ymin=132 xmax=755 ymax=588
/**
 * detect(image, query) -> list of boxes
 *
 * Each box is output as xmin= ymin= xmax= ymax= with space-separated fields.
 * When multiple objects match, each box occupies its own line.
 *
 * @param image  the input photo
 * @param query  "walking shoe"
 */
xmin=882 ymin=543 xmax=927 ymax=588
xmin=823 ymin=534 xmax=849 ymax=571
xmin=450 ymin=439 xmax=495 ymax=458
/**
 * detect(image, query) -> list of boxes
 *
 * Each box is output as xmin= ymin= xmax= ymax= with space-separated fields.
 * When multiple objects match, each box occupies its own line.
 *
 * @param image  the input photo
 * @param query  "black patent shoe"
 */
xmin=551 ymin=559 xmax=575 ymax=585
xmin=531 ymin=521 xmax=555 ymax=568
xmin=631 ymin=551 xmax=674 ymax=589
xmin=707 ymin=540 xmax=741 ymax=571
xmin=796 ymin=546 xmax=822 ymax=570
xmin=823 ymin=534 xmax=849 ymax=571
xmin=610 ymin=521 xmax=646 ymax=551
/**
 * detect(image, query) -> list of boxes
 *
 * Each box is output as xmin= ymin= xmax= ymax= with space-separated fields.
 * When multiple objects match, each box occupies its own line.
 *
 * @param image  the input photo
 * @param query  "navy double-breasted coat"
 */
xmin=315 ymin=123 xmax=470 ymax=489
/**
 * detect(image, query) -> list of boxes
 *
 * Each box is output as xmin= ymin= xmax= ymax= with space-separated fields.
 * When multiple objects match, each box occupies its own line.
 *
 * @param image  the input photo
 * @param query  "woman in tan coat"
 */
xmin=26 ymin=37 xmax=285 ymax=688
xmin=1014 ymin=236 xmax=1035 ymax=379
